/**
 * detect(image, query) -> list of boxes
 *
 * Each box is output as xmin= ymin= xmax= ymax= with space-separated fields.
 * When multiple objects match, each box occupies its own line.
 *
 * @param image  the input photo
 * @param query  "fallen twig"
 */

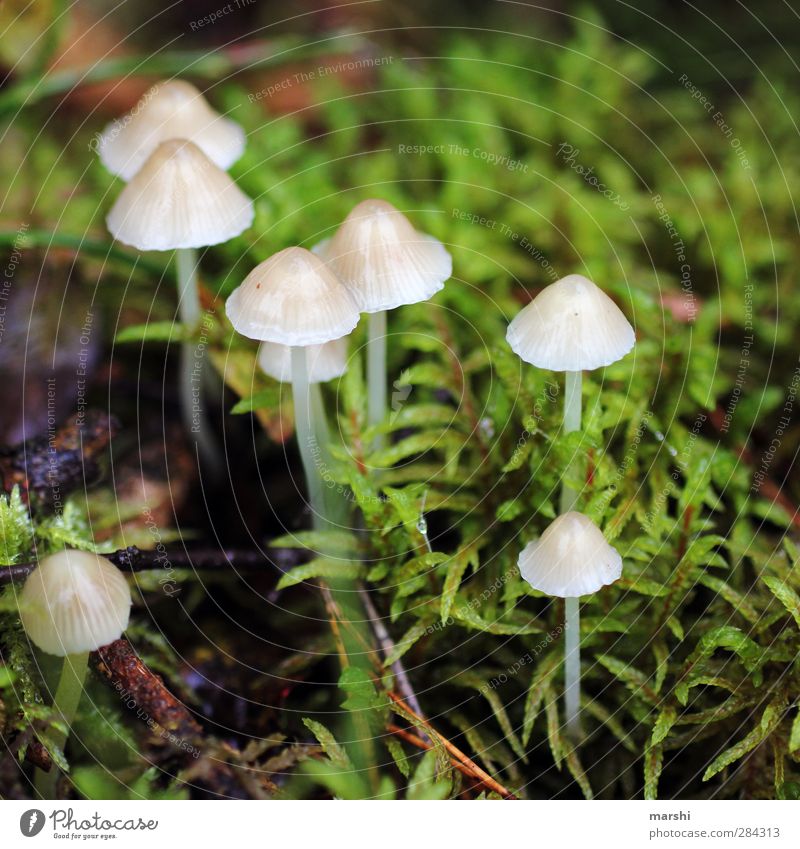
xmin=387 ymin=691 xmax=516 ymax=799
xmin=359 ymin=585 xmax=429 ymax=741
xmin=387 ymin=723 xmax=480 ymax=785
xmin=92 ymin=638 xmax=202 ymax=755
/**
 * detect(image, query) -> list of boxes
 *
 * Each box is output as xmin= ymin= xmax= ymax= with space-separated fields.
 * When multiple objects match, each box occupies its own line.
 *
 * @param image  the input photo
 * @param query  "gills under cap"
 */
xmin=506 ymin=274 xmax=635 ymax=371
xmin=258 ymin=338 xmax=348 ymax=384
xmin=106 ymin=139 xmax=254 ymax=251
xmin=315 ymin=199 xmax=452 ymax=313
xmin=19 ymin=550 xmax=132 ymax=656
xmin=98 ymin=79 xmax=246 ymax=181
xmin=518 ymin=511 xmax=622 ymax=598
xmin=226 ymin=247 xmax=360 ymax=346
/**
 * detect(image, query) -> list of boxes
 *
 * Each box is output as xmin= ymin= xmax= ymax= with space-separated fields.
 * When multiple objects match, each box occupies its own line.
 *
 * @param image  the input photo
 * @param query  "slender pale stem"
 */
xmin=175 ymin=247 xmax=201 ymax=329
xmin=560 ymin=369 xmax=583 ymax=737
xmin=294 ymin=348 xmax=378 ymax=786
xmin=367 ymin=310 xmax=387 ymax=450
xmin=560 ymin=370 xmax=582 ymax=513
xmin=311 ymin=381 xmax=347 ymax=526
xmin=291 ymin=347 xmax=326 ymax=531
xmin=175 ymin=247 xmax=221 ymax=478
xmin=310 ymin=383 xmax=332 ymax=465
xmin=563 ymin=596 xmax=581 ymax=736
xmin=35 ymin=651 xmax=89 ymax=798
xmin=358 ymin=583 xmax=428 ymax=736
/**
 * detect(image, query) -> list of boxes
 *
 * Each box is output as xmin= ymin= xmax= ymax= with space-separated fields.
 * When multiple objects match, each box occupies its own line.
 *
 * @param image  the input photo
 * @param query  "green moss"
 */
xmin=1 ymin=15 xmax=798 ymax=799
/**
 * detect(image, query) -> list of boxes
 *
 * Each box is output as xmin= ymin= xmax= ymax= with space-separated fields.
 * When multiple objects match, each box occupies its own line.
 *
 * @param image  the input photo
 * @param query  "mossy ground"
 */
xmin=1 ymin=4 xmax=799 ymax=800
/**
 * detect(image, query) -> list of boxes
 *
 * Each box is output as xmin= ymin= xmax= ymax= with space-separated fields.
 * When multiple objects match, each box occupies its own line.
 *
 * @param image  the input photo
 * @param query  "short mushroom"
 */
xmin=226 ymin=247 xmax=359 ymax=528
xmin=19 ymin=549 xmax=132 ymax=796
xmin=106 ymin=138 xmax=254 ymax=473
xmin=507 ymin=273 xmax=634 ymax=735
xmin=97 ymin=79 xmax=245 ymax=181
xmin=315 ymin=199 xmax=452 ymax=444
xmin=518 ymin=512 xmax=622 ymax=737
xmin=518 ymin=512 xmax=622 ymax=597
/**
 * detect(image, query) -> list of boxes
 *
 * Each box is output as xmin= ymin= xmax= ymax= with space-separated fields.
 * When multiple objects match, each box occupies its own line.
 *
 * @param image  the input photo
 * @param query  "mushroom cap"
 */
xmin=106 ymin=139 xmax=254 ymax=251
xmin=258 ymin=338 xmax=348 ymax=384
xmin=506 ymin=274 xmax=635 ymax=371
xmin=314 ymin=199 xmax=452 ymax=312
xmin=19 ymin=550 xmax=132 ymax=656
xmin=97 ymin=79 xmax=246 ymax=181
xmin=518 ymin=511 xmax=622 ymax=598
xmin=226 ymin=247 xmax=360 ymax=345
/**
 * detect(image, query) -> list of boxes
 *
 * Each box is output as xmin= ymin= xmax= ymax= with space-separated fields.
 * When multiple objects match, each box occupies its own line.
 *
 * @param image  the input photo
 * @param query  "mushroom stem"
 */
xmin=563 ymin=596 xmax=581 ymax=736
xmin=291 ymin=346 xmax=326 ymax=530
xmin=367 ymin=310 xmax=387 ymax=448
xmin=561 ymin=369 xmax=583 ymax=737
xmin=310 ymin=382 xmax=332 ymax=466
xmin=175 ymin=246 xmax=202 ymax=329
xmin=293 ymin=351 xmax=378 ymax=781
xmin=311 ymin=381 xmax=345 ymax=524
xmin=175 ymin=247 xmax=221 ymax=478
xmin=560 ymin=369 xmax=582 ymax=511
xmin=35 ymin=651 xmax=90 ymax=798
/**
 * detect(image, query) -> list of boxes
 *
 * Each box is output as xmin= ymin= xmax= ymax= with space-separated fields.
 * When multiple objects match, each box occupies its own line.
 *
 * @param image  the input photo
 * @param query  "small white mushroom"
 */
xmin=227 ymin=247 xmax=359 ymax=529
xmin=20 ymin=550 xmax=132 ymax=656
xmin=258 ymin=338 xmax=348 ymax=384
xmin=106 ymin=138 xmax=253 ymax=252
xmin=226 ymin=247 xmax=359 ymax=346
xmin=315 ymin=199 xmax=452 ymax=445
xmin=19 ymin=549 xmax=132 ymax=796
xmin=518 ymin=511 xmax=622 ymax=598
xmin=316 ymin=198 xmax=452 ymax=313
xmin=518 ymin=511 xmax=622 ymax=738
xmin=506 ymin=273 xmax=635 ymax=372
xmin=106 ymin=139 xmax=253 ymax=476
xmin=97 ymin=79 xmax=245 ymax=181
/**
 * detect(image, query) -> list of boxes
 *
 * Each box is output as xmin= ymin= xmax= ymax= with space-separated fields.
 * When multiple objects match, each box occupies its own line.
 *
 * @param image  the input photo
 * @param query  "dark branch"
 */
xmin=0 ymin=545 xmax=306 ymax=585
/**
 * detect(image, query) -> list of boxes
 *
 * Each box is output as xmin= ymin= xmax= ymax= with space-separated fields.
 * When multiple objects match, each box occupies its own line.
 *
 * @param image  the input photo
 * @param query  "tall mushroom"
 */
xmin=106 ymin=138 xmax=254 ymax=471
xmin=18 ymin=550 xmax=132 ymax=797
xmin=227 ymin=250 xmax=379 ymax=746
xmin=315 ymin=199 xmax=452 ymax=446
xmin=506 ymin=273 xmax=635 ymax=735
xmin=226 ymin=247 xmax=359 ymax=528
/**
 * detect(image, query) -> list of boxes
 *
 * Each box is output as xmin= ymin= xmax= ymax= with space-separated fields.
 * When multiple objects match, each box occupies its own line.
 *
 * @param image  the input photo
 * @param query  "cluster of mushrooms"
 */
xmin=16 ymin=79 xmax=636 ymax=792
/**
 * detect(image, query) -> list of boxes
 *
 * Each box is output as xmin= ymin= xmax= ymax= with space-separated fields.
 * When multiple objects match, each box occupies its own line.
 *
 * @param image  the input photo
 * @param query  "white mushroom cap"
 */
xmin=19 ymin=550 xmax=132 ymax=656
xmin=258 ymin=338 xmax=348 ymax=384
xmin=314 ymin=199 xmax=452 ymax=312
xmin=106 ymin=139 xmax=254 ymax=251
xmin=518 ymin=512 xmax=622 ymax=598
xmin=97 ymin=79 xmax=246 ymax=181
xmin=506 ymin=274 xmax=635 ymax=371
xmin=226 ymin=247 xmax=360 ymax=345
